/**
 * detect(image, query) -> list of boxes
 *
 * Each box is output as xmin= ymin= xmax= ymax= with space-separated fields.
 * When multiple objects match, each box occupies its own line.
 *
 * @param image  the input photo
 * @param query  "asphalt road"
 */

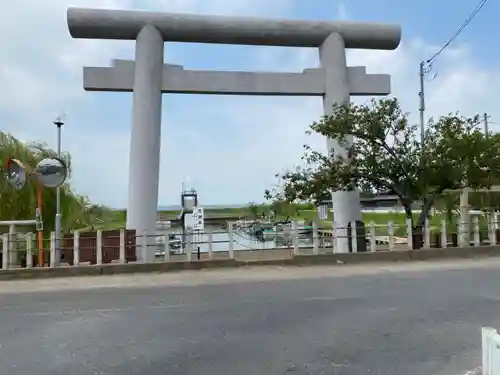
xmin=0 ymin=261 xmax=498 ymax=375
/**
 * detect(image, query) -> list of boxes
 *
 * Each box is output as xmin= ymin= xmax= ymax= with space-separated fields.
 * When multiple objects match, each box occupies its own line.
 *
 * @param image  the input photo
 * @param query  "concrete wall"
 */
xmin=2 ymin=245 xmax=500 ymax=281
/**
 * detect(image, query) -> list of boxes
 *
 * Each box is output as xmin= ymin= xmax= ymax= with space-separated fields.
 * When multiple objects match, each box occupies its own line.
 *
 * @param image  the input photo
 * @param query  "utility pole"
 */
xmin=53 ymin=117 xmax=64 ymax=267
xmin=418 ymin=61 xmax=426 ymax=146
xmin=484 ymin=112 xmax=489 ymax=136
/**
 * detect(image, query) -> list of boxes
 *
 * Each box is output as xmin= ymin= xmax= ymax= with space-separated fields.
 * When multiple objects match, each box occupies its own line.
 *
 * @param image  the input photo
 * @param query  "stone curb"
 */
xmin=0 ymin=245 xmax=499 ymax=281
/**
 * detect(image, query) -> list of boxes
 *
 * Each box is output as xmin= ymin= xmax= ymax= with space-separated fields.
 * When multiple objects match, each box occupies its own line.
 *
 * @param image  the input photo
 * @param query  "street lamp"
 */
xmin=53 ymin=117 xmax=64 ymax=267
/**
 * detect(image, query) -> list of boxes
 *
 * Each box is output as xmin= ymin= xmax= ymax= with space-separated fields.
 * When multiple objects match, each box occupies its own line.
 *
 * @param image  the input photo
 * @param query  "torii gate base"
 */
xmin=67 ymin=8 xmax=402 ymax=260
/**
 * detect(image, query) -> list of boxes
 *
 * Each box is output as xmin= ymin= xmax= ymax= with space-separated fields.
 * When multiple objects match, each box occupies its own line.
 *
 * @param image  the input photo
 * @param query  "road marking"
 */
xmin=4 ymin=303 xmax=185 ymax=317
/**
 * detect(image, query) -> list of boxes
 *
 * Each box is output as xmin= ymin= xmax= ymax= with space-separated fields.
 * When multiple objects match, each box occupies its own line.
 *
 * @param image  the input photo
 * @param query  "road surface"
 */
xmin=0 ymin=259 xmax=498 ymax=375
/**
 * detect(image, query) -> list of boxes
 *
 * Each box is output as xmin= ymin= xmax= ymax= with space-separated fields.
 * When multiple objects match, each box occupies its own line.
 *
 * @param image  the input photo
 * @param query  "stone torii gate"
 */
xmin=67 ymin=8 xmax=401 ymax=258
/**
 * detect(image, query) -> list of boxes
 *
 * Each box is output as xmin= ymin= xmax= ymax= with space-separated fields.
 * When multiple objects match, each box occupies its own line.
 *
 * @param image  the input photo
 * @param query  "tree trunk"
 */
xmin=416 ymin=198 xmax=434 ymax=229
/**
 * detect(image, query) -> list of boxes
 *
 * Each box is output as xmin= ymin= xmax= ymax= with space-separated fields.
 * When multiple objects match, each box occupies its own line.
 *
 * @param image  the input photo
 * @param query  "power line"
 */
xmin=419 ymin=0 xmax=489 ymax=145
xmin=427 ymin=0 xmax=488 ymax=65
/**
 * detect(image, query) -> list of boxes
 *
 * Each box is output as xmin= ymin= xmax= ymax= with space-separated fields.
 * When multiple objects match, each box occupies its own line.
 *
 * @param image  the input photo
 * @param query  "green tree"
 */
xmin=248 ymin=201 xmax=260 ymax=218
xmin=265 ymin=98 xmax=500 ymax=229
xmin=0 ymin=132 xmax=95 ymax=234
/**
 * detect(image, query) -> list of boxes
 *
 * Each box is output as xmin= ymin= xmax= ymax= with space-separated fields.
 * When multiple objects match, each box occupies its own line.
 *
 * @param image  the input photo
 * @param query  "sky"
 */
xmin=0 ymin=0 xmax=499 ymax=209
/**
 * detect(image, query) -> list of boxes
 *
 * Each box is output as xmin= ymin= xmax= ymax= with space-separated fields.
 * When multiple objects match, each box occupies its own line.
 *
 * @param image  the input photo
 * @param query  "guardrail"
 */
xmin=1 ymin=215 xmax=500 ymax=269
xmin=483 ymin=327 xmax=500 ymax=375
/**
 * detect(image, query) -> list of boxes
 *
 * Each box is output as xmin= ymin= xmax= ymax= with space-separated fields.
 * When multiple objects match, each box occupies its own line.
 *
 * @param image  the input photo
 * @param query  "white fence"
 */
xmin=0 ymin=214 xmax=499 ymax=269
xmin=483 ymin=327 xmax=500 ymax=375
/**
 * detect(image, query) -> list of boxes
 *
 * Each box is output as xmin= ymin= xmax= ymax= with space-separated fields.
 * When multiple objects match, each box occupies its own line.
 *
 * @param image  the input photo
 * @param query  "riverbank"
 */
xmin=92 ymin=207 xmax=485 ymax=235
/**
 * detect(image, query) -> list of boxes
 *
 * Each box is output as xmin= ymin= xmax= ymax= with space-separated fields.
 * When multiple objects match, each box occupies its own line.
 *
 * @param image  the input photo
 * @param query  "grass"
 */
xmin=296 ymin=210 xmax=490 ymax=237
xmin=87 ymin=206 xmax=491 ymax=237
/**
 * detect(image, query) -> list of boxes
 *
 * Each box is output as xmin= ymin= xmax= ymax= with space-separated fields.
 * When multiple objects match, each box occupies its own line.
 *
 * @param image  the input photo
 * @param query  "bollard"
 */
xmin=119 ymin=229 xmax=126 ymax=264
xmin=73 ymin=230 xmax=80 ymax=266
xmin=141 ymin=230 xmax=148 ymax=262
xmin=8 ymin=225 xmax=16 ymax=268
xmin=387 ymin=221 xmax=394 ymax=251
xmin=473 ymin=217 xmax=481 ymax=247
xmin=207 ymin=227 xmax=214 ymax=259
xmin=228 ymin=224 xmax=235 ymax=259
xmin=423 ymin=218 xmax=430 ymax=248
xmin=406 ymin=218 xmax=413 ymax=250
xmin=332 ymin=222 xmax=338 ymax=254
xmin=292 ymin=221 xmax=299 ymax=255
xmin=26 ymin=232 xmax=33 ymax=268
xmin=186 ymin=234 xmax=192 ymax=262
xmin=96 ymin=230 xmax=103 ymax=265
xmin=441 ymin=220 xmax=447 ymax=248
xmin=489 ymin=214 xmax=497 ymax=246
xmin=312 ymin=221 xmax=319 ymax=254
xmin=163 ymin=234 xmax=170 ymax=262
xmin=350 ymin=221 xmax=358 ymax=253
xmin=2 ymin=233 xmax=9 ymax=269
xmin=369 ymin=221 xmax=376 ymax=252
xmin=50 ymin=231 xmax=56 ymax=268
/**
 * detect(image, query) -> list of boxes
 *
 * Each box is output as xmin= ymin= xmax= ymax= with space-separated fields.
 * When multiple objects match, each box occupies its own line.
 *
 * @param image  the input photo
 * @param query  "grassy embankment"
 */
xmin=88 ymin=206 xmax=487 ymax=237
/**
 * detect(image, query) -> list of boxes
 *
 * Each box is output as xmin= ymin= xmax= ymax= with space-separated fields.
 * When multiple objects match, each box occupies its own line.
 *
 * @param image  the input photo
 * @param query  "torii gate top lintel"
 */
xmin=67 ymin=7 xmax=401 ymax=50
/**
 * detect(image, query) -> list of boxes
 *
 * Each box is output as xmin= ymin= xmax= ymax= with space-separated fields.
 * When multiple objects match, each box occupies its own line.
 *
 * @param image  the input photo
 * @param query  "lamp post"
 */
xmin=53 ymin=118 xmax=64 ymax=267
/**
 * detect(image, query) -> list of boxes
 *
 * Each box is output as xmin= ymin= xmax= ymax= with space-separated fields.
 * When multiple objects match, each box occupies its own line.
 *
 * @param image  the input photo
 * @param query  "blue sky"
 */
xmin=0 ymin=0 xmax=498 ymax=209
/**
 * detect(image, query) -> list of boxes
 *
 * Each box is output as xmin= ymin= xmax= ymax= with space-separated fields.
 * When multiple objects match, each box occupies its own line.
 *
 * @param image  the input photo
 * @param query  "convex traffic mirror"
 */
xmin=5 ymin=157 xmax=68 ymax=189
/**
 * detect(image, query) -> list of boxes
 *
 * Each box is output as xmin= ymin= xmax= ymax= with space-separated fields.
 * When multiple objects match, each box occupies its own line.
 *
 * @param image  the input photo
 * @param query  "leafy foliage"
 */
xmin=266 ymin=98 xmax=500 ymax=227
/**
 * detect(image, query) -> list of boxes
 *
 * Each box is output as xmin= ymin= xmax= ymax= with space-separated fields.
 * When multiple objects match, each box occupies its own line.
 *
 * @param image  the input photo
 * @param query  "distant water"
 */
xmin=158 ymin=203 xmax=249 ymax=211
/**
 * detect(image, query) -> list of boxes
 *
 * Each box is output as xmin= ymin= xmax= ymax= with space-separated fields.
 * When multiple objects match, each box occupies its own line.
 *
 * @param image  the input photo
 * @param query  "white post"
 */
xmin=126 ymin=25 xmax=164 ymax=256
xmin=332 ymin=221 xmax=338 ymax=253
xmin=73 ymin=230 xmax=80 ymax=266
xmin=459 ymin=187 xmax=470 ymax=248
xmin=423 ymin=218 xmax=430 ymax=248
xmin=186 ymin=233 xmax=192 ymax=262
xmin=473 ymin=216 xmax=481 ymax=247
xmin=369 ymin=221 xmax=376 ymax=252
xmin=228 ymin=223 xmax=235 ymax=259
xmin=141 ymin=230 xmax=148 ymax=261
xmin=441 ymin=220 xmax=447 ymax=248
xmin=207 ymin=227 xmax=214 ymax=259
xmin=25 ymin=232 xmax=33 ymax=268
xmin=320 ymin=32 xmax=362 ymax=252
xmin=489 ymin=214 xmax=497 ymax=246
xmin=96 ymin=229 xmax=103 ymax=265
xmin=8 ymin=224 xmax=16 ymax=267
xmin=2 ymin=233 xmax=8 ymax=269
xmin=406 ymin=218 xmax=413 ymax=250
xmin=387 ymin=221 xmax=394 ymax=251
xmin=49 ymin=231 xmax=56 ymax=268
xmin=351 ymin=221 xmax=358 ymax=253
xmin=312 ymin=221 xmax=319 ymax=254
xmin=292 ymin=221 xmax=300 ymax=255
xmin=119 ymin=229 xmax=126 ymax=264
xmin=163 ymin=234 xmax=170 ymax=262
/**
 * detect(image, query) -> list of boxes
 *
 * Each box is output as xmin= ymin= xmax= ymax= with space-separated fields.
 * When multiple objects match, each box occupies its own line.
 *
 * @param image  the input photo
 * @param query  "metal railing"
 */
xmin=0 ymin=215 xmax=499 ymax=269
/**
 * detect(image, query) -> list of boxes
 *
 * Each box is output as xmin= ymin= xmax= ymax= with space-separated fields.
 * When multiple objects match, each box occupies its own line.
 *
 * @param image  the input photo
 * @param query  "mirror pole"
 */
xmin=54 ymin=120 xmax=64 ymax=267
xmin=36 ymin=182 xmax=44 ymax=267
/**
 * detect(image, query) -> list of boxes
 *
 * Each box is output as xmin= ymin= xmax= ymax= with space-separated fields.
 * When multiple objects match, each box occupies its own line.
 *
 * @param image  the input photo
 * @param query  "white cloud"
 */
xmin=0 ymin=0 xmax=499 ymax=208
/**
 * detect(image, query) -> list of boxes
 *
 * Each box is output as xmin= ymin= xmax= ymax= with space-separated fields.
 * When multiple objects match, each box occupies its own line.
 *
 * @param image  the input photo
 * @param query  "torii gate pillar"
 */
xmin=320 ymin=32 xmax=363 ymax=234
xmin=127 ymin=25 xmax=164 ymax=237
